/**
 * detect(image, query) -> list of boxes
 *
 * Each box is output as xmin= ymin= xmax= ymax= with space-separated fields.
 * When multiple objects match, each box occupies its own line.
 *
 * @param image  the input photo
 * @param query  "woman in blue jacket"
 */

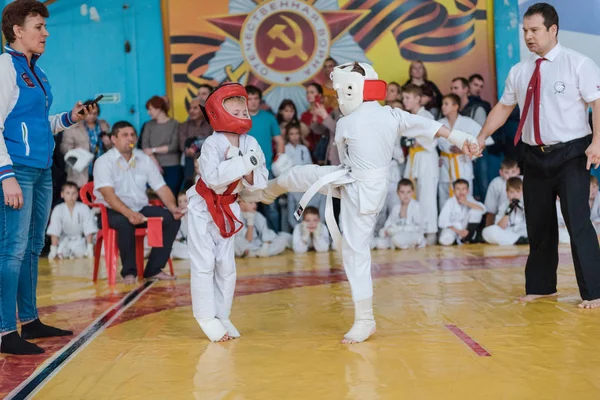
xmin=0 ymin=0 xmax=94 ymax=355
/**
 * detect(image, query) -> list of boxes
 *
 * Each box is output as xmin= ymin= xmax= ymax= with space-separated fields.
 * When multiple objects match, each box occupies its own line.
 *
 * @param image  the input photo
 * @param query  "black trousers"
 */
xmin=522 ymin=135 xmax=600 ymax=300
xmin=106 ymin=206 xmax=180 ymax=278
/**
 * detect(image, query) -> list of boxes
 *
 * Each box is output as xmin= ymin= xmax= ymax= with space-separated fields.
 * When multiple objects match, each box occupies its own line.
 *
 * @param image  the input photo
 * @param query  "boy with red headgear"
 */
xmin=186 ymin=83 xmax=268 ymax=342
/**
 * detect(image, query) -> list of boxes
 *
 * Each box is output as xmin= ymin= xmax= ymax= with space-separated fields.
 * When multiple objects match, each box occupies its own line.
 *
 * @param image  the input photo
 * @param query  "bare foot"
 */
xmin=217 ymin=333 xmax=233 ymax=342
xmin=578 ymin=299 xmax=600 ymax=309
xmin=340 ymin=322 xmax=376 ymax=344
xmin=518 ymin=293 xmax=558 ymax=302
xmin=148 ymin=271 xmax=176 ymax=281
xmin=123 ymin=275 xmax=136 ymax=285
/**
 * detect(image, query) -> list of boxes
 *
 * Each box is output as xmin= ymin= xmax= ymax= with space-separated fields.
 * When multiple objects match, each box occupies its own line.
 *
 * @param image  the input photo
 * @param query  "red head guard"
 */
xmin=201 ymin=83 xmax=252 ymax=135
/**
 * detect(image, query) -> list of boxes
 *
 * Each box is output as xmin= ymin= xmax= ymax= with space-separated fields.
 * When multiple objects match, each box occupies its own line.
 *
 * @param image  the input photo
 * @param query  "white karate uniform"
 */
xmin=437 ymin=115 xmax=481 ymax=207
xmin=376 ymin=199 xmax=425 ymax=249
xmin=556 ymin=199 xmax=570 ymax=244
xmin=292 ymin=221 xmax=331 ymax=253
xmin=484 ymin=175 xmax=524 ymax=217
xmin=438 ymin=196 xmax=486 ymax=246
xmin=46 ymin=202 xmax=97 ymax=258
xmin=274 ymin=101 xmax=443 ymax=301
xmin=482 ymin=199 xmax=527 ymax=245
xmin=171 ymin=214 xmax=189 ymax=259
xmin=402 ymin=107 xmax=439 ymax=234
xmin=234 ymin=211 xmax=292 ymax=257
xmin=186 ymin=132 xmax=268 ymax=329
xmin=590 ymin=192 xmax=600 ymax=234
xmin=284 ymin=142 xmax=325 ymax=229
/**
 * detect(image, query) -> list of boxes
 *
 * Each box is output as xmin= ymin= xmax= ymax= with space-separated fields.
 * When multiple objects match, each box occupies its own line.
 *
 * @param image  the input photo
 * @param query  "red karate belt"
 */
xmin=514 ymin=57 xmax=546 ymax=146
xmin=195 ymin=177 xmax=243 ymax=238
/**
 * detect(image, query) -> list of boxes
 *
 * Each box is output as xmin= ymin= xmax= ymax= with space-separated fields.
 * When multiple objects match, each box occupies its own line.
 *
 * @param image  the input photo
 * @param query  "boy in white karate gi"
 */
xmin=401 ymin=84 xmax=439 ymax=244
xmin=484 ymin=158 xmax=521 ymax=226
xmin=246 ymin=62 xmax=479 ymax=344
xmin=482 ymin=177 xmax=528 ymax=245
xmin=171 ymin=192 xmax=190 ymax=259
xmin=47 ymin=182 xmax=97 ymax=259
xmin=235 ymin=200 xmax=292 ymax=257
xmin=438 ymin=179 xmax=486 ymax=246
xmin=186 ymin=83 xmax=268 ymax=342
xmin=438 ymin=94 xmax=482 ymax=208
xmin=376 ymin=179 xmax=425 ymax=250
xmin=292 ymin=206 xmax=331 ymax=253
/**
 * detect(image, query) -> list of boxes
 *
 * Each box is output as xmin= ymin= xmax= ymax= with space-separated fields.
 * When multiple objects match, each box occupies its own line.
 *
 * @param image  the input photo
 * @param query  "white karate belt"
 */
xmin=294 ymin=164 xmax=390 ymax=252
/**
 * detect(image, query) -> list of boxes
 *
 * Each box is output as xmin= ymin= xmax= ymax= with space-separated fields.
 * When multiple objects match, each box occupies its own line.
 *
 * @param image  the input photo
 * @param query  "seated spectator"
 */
xmin=61 ymin=101 xmax=110 ymax=187
xmin=276 ymin=99 xmax=310 ymax=147
xmin=482 ymin=177 xmax=528 ymax=245
xmin=93 ymin=121 xmax=183 ymax=284
xmin=234 ymin=200 xmax=292 ymax=258
xmin=438 ymin=179 xmax=485 ymax=246
xmin=292 ymin=206 xmax=330 ymax=253
xmin=47 ymin=182 xmax=98 ymax=259
xmin=171 ymin=191 xmax=190 ymax=260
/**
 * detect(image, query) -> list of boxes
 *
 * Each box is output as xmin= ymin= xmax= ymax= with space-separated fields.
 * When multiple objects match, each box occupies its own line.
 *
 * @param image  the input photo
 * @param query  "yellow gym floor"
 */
xmin=2 ymin=244 xmax=600 ymax=399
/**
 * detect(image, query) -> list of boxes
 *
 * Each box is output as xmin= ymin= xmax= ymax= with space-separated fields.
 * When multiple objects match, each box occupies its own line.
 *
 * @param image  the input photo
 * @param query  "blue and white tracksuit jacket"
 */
xmin=0 ymin=45 xmax=75 ymax=181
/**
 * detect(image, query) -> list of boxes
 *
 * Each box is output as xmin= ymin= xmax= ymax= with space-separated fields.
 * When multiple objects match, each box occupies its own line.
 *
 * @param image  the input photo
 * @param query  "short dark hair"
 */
xmin=402 ymin=83 xmax=422 ymax=97
xmin=397 ymin=179 xmax=414 ymax=191
xmin=453 ymin=178 xmax=469 ymax=189
xmin=524 ymin=2 xmax=559 ymax=34
xmin=468 ymin=74 xmax=484 ymax=83
xmin=110 ymin=121 xmax=136 ymax=137
xmin=2 ymin=0 xmax=49 ymax=44
xmin=197 ymin=84 xmax=214 ymax=93
xmin=61 ymin=181 xmax=79 ymax=192
xmin=500 ymin=157 xmax=519 ymax=170
xmin=245 ymin=85 xmax=262 ymax=100
xmin=443 ymin=93 xmax=462 ymax=109
xmin=351 ymin=62 xmax=365 ymax=76
xmin=452 ymin=77 xmax=469 ymax=88
xmin=506 ymin=177 xmax=523 ymax=191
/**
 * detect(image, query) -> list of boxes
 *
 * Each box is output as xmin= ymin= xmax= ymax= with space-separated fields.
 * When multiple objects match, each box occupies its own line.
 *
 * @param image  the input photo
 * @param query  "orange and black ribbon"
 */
xmin=344 ymin=0 xmax=486 ymax=61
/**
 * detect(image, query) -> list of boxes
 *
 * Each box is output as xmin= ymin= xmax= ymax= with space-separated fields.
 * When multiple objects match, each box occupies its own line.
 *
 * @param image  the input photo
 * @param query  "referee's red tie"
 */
xmin=514 ymin=57 xmax=546 ymax=146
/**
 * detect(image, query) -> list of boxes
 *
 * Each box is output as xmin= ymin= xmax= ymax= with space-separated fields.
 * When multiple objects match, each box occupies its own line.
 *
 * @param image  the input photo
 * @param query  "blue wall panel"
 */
xmin=493 ymin=0 xmax=520 ymax=100
xmin=1 ymin=0 xmax=166 ymax=130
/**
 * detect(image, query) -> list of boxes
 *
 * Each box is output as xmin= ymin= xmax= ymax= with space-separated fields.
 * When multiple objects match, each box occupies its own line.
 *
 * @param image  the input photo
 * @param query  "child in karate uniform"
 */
xmin=292 ymin=206 xmax=331 ymax=253
xmin=171 ymin=192 xmax=190 ymax=259
xmin=186 ymin=83 xmax=268 ymax=342
xmin=484 ymin=158 xmax=521 ymax=226
xmin=235 ymin=200 xmax=292 ymax=257
xmin=482 ymin=177 xmax=528 ymax=245
xmin=437 ymin=94 xmax=482 ymax=208
xmin=401 ymin=84 xmax=439 ymax=244
xmin=47 ymin=182 xmax=97 ymax=259
xmin=376 ymin=179 xmax=425 ymax=250
xmin=438 ymin=179 xmax=486 ymax=246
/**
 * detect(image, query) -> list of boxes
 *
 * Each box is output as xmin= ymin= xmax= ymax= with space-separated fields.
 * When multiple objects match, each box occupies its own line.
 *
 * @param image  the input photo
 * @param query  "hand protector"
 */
xmin=241 ymin=211 xmax=256 ymax=226
xmin=447 ymin=130 xmax=479 ymax=155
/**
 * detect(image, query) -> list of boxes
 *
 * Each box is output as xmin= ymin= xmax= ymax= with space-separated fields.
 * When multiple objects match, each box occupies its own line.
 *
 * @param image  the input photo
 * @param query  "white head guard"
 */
xmin=330 ymin=62 xmax=387 ymax=116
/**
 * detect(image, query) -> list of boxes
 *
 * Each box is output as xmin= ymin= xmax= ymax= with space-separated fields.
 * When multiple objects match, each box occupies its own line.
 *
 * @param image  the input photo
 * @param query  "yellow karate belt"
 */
xmin=440 ymin=151 xmax=461 ymax=197
xmin=408 ymin=146 xmax=426 ymax=199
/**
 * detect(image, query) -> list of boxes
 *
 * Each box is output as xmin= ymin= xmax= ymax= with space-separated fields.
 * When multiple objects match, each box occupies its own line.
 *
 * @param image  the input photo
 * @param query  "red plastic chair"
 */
xmin=80 ymin=182 xmax=174 ymax=286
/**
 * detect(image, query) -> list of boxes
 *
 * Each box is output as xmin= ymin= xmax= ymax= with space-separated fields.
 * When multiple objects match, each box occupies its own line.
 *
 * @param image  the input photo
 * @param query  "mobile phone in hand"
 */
xmin=78 ymin=95 xmax=104 ymax=115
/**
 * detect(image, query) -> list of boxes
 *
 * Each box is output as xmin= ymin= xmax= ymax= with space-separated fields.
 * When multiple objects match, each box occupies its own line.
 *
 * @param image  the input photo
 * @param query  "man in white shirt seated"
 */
xmin=93 ymin=121 xmax=184 ymax=284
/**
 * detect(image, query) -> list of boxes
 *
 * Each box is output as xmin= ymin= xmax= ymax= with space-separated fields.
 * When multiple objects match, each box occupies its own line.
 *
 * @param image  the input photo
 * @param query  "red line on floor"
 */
xmin=445 ymin=324 xmax=491 ymax=357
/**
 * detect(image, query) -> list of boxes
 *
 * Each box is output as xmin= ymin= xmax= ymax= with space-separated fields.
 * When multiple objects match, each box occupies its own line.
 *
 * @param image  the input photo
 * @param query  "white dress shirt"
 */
xmin=93 ymin=148 xmax=166 ymax=212
xmin=500 ymin=43 xmax=600 ymax=146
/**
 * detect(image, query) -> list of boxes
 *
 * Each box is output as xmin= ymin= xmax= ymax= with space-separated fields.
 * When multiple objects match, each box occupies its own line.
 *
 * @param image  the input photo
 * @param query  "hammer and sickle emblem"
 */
xmin=266 ymin=15 xmax=308 ymax=65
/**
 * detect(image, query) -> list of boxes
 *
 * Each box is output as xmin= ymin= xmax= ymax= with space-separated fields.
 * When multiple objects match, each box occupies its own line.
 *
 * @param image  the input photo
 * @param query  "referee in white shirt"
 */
xmin=477 ymin=3 xmax=600 ymax=309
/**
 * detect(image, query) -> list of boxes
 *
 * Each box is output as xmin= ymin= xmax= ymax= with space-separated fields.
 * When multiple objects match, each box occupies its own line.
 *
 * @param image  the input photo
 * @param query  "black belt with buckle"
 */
xmin=534 ymin=142 xmax=569 ymax=153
